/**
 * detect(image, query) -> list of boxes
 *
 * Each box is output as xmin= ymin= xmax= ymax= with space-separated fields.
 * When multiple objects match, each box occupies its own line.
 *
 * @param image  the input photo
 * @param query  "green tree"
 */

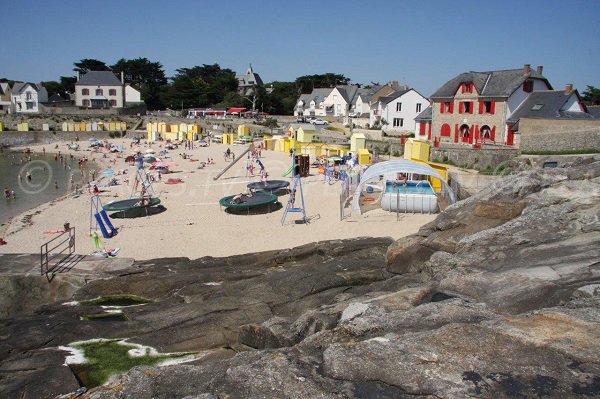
xmin=161 ymin=64 xmax=238 ymax=109
xmin=73 ymin=59 xmax=111 ymax=73
xmin=59 ymin=76 xmax=77 ymax=95
xmin=582 ymin=85 xmax=600 ymax=105
xmin=111 ymin=58 xmax=168 ymax=109
xmin=41 ymin=81 xmax=63 ymax=97
xmin=295 ymin=73 xmax=350 ymax=94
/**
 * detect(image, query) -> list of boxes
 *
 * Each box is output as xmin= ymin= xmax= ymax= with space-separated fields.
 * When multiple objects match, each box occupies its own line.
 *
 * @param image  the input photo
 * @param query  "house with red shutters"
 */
xmin=429 ymin=64 xmax=552 ymax=147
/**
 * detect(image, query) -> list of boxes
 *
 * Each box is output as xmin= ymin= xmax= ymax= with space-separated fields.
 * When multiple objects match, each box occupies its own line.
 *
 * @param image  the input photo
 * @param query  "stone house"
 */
xmin=506 ymin=85 xmax=600 ymax=151
xmin=10 ymin=82 xmax=48 ymax=113
xmin=236 ymin=64 xmax=264 ymax=96
xmin=429 ymin=64 xmax=551 ymax=147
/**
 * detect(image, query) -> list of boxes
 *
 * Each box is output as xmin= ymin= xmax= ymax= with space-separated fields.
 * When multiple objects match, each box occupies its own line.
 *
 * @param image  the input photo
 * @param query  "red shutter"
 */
xmin=490 ymin=101 xmax=495 ymax=115
xmin=475 ymin=126 xmax=480 ymax=142
xmin=454 ymin=124 xmax=459 ymax=143
xmin=440 ymin=102 xmax=444 ymax=113
xmin=428 ymin=122 xmax=432 ymax=139
xmin=419 ymin=122 xmax=426 ymax=135
xmin=507 ymin=126 xmax=514 ymax=145
xmin=469 ymin=126 xmax=474 ymax=144
xmin=478 ymin=101 xmax=483 ymax=114
xmin=461 ymin=83 xmax=465 ymax=93
xmin=459 ymin=102 xmax=463 ymax=114
xmin=449 ymin=102 xmax=454 ymax=113
xmin=491 ymin=126 xmax=496 ymax=142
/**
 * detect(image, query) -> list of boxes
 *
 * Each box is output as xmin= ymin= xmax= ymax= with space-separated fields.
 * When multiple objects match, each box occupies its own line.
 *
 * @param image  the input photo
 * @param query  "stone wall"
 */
xmin=430 ymin=143 xmax=519 ymax=169
xmin=0 ymin=131 xmax=118 ymax=146
xmin=519 ymin=118 xmax=600 ymax=152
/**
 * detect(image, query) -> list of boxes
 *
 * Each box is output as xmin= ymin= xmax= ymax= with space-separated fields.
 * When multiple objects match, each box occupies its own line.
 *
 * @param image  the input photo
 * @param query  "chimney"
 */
xmin=565 ymin=84 xmax=573 ymax=94
xmin=523 ymin=64 xmax=531 ymax=75
xmin=121 ymin=71 xmax=124 ymax=84
xmin=536 ymin=65 xmax=543 ymax=75
xmin=76 ymin=71 xmax=80 ymax=81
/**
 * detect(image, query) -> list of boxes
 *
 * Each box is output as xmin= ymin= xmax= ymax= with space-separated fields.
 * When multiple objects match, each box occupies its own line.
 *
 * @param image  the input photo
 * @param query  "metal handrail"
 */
xmin=40 ymin=227 xmax=75 ymax=277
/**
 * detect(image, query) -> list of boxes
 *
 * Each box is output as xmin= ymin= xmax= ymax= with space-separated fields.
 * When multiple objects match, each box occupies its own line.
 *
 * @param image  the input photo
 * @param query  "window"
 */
xmin=440 ymin=101 xmax=453 ymax=113
xmin=523 ymin=80 xmax=533 ymax=93
xmin=532 ymin=104 xmax=544 ymax=111
xmin=416 ymin=103 xmax=422 ymax=112
xmin=393 ymin=118 xmax=403 ymax=127
xmin=479 ymin=101 xmax=495 ymax=114
xmin=109 ymin=89 xmax=117 ymax=96
xmin=440 ymin=123 xmax=451 ymax=137
xmin=82 ymin=89 xmax=89 ymax=95
xmin=460 ymin=124 xmax=470 ymax=138
xmin=461 ymin=82 xmax=474 ymax=93
xmin=26 ymin=102 xmax=34 ymax=110
xmin=95 ymin=89 xmax=103 ymax=96
xmin=82 ymin=99 xmax=90 ymax=107
xmin=396 ymin=103 xmax=402 ymax=112
xmin=109 ymin=100 xmax=117 ymax=107
xmin=25 ymin=92 xmax=32 ymax=101
xmin=459 ymin=101 xmax=473 ymax=114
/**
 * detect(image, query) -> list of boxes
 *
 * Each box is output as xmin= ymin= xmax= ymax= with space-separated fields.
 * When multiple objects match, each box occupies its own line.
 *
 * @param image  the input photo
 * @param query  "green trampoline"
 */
xmin=103 ymin=197 xmax=161 ymax=212
xmin=219 ymin=192 xmax=278 ymax=211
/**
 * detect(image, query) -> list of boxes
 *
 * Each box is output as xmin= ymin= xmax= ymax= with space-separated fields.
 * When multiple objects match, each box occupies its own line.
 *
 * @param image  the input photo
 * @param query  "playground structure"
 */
xmin=90 ymin=196 xmax=119 ymax=239
xmin=218 ymin=192 xmax=278 ymax=213
xmin=101 ymin=155 xmax=162 ymax=218
xmin=281 ymin=150 xmax=308 ymax=225
xmin=247 ymin=180 xmax=290 ymax=194
xmin=213 ymin=144 xmax=254 ymax=180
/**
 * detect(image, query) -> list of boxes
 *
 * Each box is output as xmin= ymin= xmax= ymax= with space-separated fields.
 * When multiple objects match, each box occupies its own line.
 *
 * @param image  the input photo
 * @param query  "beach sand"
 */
xmin=0 ymin=138 xmax=435 ymax=260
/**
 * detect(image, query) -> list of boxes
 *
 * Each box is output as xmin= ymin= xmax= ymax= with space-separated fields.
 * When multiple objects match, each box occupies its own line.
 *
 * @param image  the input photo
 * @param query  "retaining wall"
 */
xmin=430 ymin=144 xmax=519 ymax=169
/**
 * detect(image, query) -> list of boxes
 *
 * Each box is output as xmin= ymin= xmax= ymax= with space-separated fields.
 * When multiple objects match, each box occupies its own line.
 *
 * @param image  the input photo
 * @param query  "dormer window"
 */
xmin=461 ymin=82 xmax=474 ymax=93
xmin=523 ymin=80 xmax=533 ymax=93
xmin=531 ymin=104 xmax=543 ymax=111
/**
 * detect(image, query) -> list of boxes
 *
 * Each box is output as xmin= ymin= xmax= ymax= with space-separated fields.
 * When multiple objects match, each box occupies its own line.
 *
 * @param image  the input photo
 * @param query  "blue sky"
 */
xmin=2 ymin=0 xmax=599 ymax=96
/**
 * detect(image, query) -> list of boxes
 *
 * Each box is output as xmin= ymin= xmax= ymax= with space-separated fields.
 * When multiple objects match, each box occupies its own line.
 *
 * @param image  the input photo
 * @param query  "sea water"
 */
xmin=0 ymin=151 xmax=89 ymax=225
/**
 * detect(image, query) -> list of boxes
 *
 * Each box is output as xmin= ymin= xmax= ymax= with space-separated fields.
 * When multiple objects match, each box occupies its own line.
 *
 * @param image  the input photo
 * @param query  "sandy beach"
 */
xmin=0 ymin=138 xmax=435 ymax=260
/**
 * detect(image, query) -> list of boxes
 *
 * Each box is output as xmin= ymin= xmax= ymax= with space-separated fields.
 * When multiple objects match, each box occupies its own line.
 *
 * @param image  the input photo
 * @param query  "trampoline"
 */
xmin=219 ymin=192 xmax=278 ymax=211
xmin=103 ymin=197 xmax=161 ymax=212
xmin=246 ymin=180 xmax=290 ymax=193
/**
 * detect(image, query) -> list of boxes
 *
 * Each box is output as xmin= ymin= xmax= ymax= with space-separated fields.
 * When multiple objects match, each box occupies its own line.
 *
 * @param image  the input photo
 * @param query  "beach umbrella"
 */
xmin=152 ymin=161 xmax=177 ymax=167
xmin=89 ymin=138 xmax=98 ymax=142
xmin=145 ymin=148 xmax=156 ymax=154
xmin=103 ymin=168 xmax=114 ymax=177
xmin=144 ymin=155 xmax=160 ymax=163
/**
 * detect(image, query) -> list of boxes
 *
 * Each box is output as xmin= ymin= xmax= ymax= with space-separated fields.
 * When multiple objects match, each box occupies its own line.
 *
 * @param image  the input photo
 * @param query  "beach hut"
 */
xmin=61 ymin=122 xmax=67 ymax=132
xmin=237 ymin=125 xmax=250 ymax=137
xmin=170 ymin=124 xmax=179 ymax=134
xmin=0 ymin=122 xmax=3 ymax=131
xmin=42 ymin=123 xmax=49 ymax=131
xmin=350 ymin=133 xmax=366 ymax=152
xmin=97 ymin=122 xmax=105 ymax=131
xmin=157 ymin=122 xmax=167 ymax=134
xmin=222 ymin=133 xmax=234 ymax=145
xmin=74 ymin=123 xmax=81 ymax=132
xmin=79 ymin=122 xmax=86 ymax=131
xmin=404 ymin=138 xmax=430 ymax=163
xmin=91 ymin=122 xmax=98 ymax=131
xmin=296 ymin=125 xmax=315 ymax=143
xmin=120 ymin=122 xmax=127 ymax=131
xmin=357 ymin=148 xmax=372 ymax=165
xmin=17 ymin=123 xmax=28 ymax=131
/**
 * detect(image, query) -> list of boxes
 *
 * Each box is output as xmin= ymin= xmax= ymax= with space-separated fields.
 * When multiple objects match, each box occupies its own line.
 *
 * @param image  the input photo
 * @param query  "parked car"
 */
xmin=311 ymin=119 xmax=328 ymax=125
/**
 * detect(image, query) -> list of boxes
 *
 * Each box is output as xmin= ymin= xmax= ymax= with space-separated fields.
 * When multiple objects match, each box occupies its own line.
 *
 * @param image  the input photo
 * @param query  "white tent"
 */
xmin=351 ymin=160 xmax=455 ymax=214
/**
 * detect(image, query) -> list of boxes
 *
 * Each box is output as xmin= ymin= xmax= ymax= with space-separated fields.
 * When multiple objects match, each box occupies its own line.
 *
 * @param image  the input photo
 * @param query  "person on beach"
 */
xmin=4 ymin=188 xmax=10 ymax=199
xmin=26 ymin=172 xmax=32 ymax=181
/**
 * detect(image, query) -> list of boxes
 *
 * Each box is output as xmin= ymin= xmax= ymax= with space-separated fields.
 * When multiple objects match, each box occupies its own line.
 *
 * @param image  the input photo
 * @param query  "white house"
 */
xmin=322 ymin=85 xmax=359 ymax=117
xmin=0 ymin=82 xmax=11 ymax=113
xmin=296 ymin=88 xmax=333 ymax=117
xmin=76 ymin=71 xmax=129 ymax=109
xmin=125 ymin=84 xmax=142 ymax=104
xmin=370 ymin=89 xmax=430 ymax=134
xmin=10 ymin=82 xmax=48 ymax=113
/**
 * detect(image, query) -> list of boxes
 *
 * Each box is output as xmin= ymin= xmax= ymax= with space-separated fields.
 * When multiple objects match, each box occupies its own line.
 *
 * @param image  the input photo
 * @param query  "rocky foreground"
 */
xmin=1 ymin=158 xmax=599 ymax=398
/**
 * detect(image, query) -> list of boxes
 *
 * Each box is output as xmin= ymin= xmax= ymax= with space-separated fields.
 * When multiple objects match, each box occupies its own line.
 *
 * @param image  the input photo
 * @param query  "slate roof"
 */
xmin=297 ymin=93 xmax=311 ymax=105
xmin=431 ymin=68 xmax=552 ymax=100
xmin=414 ymin=105 xmax=432 ymax=121
xmin=76 ymin=71 xmax=122 ymax=86
xmin=507 ymin=90 xmax=594 ymax=124
xmin=11 ymin=82 xmax=46 ymax=95
xmin=588 ymin=106 xmax=600 ymax=118
xmin=378 ymin=89 xmax=411 ymax=106
xmin=335 ymin=85 xmax=359 ymax=104
xmin=354 ymin=85 xmax=381 ymax=104
xmin=0 ymin=82 xmax=9 ymax=95
xmin=309 ymin=88 xmax=333 ymax=105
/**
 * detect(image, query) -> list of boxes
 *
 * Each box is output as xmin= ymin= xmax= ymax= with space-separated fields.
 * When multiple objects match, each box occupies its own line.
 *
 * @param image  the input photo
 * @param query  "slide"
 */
xmin=213 ymin=145 xmax=253 ymax=180
xmin=100 ymin=210 xmax=118 ymax=236
xmin=281 ymin=165 xmax=294 ymax=177
xmin=94 ymin=213 xmax=112 ymax=239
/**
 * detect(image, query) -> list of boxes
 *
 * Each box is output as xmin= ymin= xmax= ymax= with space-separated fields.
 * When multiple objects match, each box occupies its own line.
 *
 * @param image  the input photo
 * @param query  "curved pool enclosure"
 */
xmin=380 ymin=181 xmax=438 ymax=213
